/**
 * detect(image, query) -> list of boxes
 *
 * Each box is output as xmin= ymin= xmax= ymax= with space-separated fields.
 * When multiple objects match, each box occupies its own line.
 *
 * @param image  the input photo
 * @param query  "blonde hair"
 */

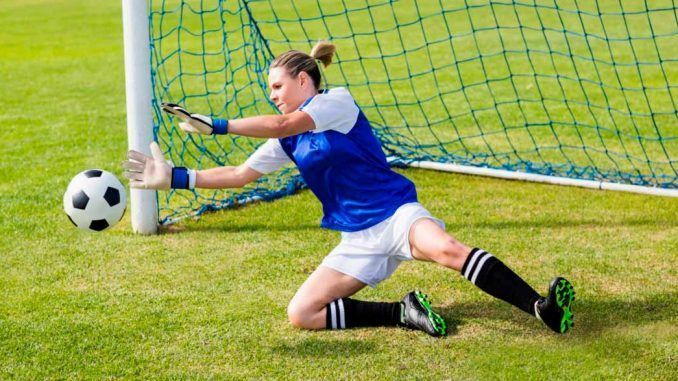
xmin=270 ymin=40 xmax=336 ymax=89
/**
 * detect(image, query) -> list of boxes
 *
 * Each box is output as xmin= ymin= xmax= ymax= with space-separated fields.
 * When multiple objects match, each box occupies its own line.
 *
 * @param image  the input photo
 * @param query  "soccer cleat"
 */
xmin=535 ymin=277 xmax=575 ymax=333
xmin=400 ymin=290 xmax=447 ymax=337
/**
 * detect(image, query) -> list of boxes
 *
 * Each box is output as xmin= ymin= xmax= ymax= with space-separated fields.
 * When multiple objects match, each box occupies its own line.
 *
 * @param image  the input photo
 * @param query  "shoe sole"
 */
xmin=414 ymin=291 xmax=447 ymax=336
xmin=554 ymin=278 xmax=576 ymax=333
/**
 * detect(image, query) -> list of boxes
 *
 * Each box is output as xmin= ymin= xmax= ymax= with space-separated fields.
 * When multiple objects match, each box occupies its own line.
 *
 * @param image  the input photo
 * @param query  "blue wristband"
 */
xmin=171 ymin=167 xmax=190 ymax=189
xmin=212 ymin=119 xmax=228 ymax=135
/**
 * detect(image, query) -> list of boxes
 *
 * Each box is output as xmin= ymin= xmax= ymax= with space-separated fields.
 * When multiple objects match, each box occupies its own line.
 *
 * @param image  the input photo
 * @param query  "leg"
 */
xmin=408 ymin=218 xmax=472 ymax=269
xmin=287 ymin=266 xmax=367 ymax=329
xmin=409 ymin=218 xmax=541 ymax=315
xmin=287 ymin=265 xmax=446 ymax=336
xmin=408 ymin=218 xmax=575 ymax=333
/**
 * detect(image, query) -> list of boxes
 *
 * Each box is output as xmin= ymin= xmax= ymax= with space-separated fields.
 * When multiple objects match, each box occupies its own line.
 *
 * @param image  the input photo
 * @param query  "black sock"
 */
xmin=461 ymin=248 xmax=541 ymax=315
xmin=325 ymin=298 xmax=402 ymax=329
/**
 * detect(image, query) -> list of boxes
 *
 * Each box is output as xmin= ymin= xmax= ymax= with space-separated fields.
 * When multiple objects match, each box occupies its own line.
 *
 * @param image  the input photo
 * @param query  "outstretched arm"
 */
xmin=161 ymin=103 xmax=315 ymax=139
xmin=123 ymin=142 xmax=265 ymax=190
xmin=227 ymin=110 xmax=315 ymax=138
xmin=195 ymin=164 xmax=263 ymax=189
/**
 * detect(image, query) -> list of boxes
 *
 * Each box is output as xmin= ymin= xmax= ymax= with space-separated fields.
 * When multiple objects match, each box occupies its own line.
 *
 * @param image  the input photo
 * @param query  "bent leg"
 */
xmin=287 ymin=266 xmax=405 ymax=331
xmin=287 ymin=266 xmax=367 ymax=329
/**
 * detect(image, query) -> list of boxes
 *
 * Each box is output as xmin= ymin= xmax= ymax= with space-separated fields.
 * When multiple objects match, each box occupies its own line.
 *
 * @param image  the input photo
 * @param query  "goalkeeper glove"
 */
xmin=161 ymin=102 xmax=228 ymax=135
xmin=123 ymin=142 xmax=195 ymax=190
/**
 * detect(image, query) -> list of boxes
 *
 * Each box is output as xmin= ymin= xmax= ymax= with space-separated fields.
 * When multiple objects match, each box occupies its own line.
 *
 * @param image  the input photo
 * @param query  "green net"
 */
xmin=149 ymin=0 xmax=677 ymax=224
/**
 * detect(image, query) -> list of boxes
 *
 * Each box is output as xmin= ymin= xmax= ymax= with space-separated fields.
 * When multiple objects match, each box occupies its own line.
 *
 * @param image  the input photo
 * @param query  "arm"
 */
xmin=162 ymin=103 xmax=316 ymax=138
xmin=226 ymin=110 xmax=315 ymax=138
xmin=195 ymin=164 xmax=264 ymax=189
xmin=123 ymin=142 xmax=267 ymax=190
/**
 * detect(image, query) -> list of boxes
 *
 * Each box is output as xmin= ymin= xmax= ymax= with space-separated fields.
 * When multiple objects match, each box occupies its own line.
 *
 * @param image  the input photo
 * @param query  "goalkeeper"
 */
xmin=123 ymin=41 xmax=575 ymax=337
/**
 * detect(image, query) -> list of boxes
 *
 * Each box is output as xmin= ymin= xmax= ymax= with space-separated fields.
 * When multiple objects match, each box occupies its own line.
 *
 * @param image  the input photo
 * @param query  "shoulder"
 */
xmin=249 ymin=138 xmax=288 ymax=158
xmin=244 ymin=138 xmax=292 ymax=174
xmin=302 ymin=87 xmax=355 ymax=108
xmin=322 ymin=87 xmax=353 ymax=100
xmin=323 ymin=87 xmax=356 ymax=107
xmin=300 ymin=87 xmax=360 ymax=134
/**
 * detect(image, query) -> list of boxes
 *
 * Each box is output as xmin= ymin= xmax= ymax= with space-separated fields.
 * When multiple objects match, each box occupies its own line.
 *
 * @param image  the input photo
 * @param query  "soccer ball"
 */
xmin=63 ymin=169 xmax=127 ymax=232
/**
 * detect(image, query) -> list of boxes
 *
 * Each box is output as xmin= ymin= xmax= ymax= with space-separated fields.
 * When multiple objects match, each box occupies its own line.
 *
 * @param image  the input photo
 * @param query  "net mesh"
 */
xmin=149 ymin=0 xmax=677 ymax=224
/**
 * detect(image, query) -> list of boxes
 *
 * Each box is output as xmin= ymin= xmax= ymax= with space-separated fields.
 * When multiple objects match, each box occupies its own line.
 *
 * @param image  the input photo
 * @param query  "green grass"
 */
xmin=1 ymin=0 xmax=677 ymax=379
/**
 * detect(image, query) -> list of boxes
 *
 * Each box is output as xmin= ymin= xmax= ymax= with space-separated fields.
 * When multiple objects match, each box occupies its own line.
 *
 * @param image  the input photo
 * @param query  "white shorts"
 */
xmin=321 ymin=202 xmax=445 ymax=288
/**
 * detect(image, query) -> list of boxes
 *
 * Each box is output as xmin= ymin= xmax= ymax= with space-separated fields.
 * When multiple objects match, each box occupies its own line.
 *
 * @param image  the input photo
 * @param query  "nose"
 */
xmin=269 ymin=91 xmax=277 ymax=102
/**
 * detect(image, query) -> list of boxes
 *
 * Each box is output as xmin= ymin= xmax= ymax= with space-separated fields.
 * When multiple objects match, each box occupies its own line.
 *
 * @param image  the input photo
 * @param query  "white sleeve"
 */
xmin=300 ymin=87 xmax=360 ymax=134
xmin=244 ymin=139 xmax=292 ymax=174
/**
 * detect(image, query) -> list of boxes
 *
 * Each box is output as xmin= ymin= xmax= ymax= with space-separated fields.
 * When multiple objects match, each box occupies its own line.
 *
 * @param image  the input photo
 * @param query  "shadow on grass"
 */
xmin=437 ymin=291 xmax=677 ymax=337
xmin=273 ymin=337 xmax=376 ymax=358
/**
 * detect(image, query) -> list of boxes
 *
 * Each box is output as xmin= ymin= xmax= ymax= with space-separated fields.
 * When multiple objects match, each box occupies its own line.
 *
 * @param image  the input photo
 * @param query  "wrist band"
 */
xmin=212 ymin=119 xmax=229 ymax=135
xmin=187 ymin=169 xmax=196 ymax=189
xmin=171 ymin=167 xmax=190 ymax=189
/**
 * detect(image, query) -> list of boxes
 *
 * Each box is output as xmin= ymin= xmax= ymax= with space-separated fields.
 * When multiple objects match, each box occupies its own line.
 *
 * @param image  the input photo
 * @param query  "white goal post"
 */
xmin=121 ymin=0 xmax=158 ymax=234
xmin=403 ymin=160 xmax=678 ymax=198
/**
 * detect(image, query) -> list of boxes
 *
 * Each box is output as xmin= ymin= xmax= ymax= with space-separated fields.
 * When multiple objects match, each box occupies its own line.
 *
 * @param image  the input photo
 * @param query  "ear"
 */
xmin=298 ymin=71 xmax=309 ymax=88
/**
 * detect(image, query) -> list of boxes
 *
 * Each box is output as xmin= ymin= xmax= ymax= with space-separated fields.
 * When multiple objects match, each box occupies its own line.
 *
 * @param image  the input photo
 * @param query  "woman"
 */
xmin=123 ymin=41 xmax=575 ymax=337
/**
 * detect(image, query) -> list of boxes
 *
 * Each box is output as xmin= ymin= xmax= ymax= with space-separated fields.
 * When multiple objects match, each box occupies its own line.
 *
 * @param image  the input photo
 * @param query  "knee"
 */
xmin=439 ymin=238 xmax=468 ymax=257
xmin=435 ymin=239 xmax=470 ymax=270
xmin=286 ymin=300 xmax=315 ymax=329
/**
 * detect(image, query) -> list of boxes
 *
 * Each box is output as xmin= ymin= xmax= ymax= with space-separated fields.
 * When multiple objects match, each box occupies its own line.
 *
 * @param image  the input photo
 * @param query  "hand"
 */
xmin=161 ymin=102 xmax=215 ymax=135
xmin=123 ymin=142 xmax=172 ymax=190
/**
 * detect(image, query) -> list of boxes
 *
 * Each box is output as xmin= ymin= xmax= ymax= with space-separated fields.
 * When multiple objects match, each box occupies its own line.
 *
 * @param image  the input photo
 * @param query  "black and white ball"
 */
xmin=63 ymin=169 xmax=127 ymax=232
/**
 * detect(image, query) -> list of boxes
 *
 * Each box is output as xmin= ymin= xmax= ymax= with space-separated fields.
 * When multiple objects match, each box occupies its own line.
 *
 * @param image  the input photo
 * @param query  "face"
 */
xmin=268 ymin=67 xmax=315 ymax=114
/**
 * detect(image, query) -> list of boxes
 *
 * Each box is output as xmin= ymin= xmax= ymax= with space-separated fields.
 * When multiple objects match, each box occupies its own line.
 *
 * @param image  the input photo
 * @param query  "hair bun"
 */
xmin=310 ymin=40 xmax=336 ymax=68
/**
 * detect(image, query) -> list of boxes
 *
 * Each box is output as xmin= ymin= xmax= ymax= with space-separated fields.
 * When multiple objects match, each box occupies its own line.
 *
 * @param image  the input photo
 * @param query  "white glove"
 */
xmin=123 ymin=142 xmax=172 ymax=190
xmin=161 ymin=102 xmax=215 ymax=135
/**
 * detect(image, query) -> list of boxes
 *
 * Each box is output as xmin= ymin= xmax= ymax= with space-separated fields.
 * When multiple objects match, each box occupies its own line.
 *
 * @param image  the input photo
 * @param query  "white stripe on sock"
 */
xmin=337 ymin=298 xmax=345 ymax=329
xmin=329 ymin=301 xmax=337 ymax=329
xmin=463 ymin=249 xmax=485 ymax=279
xmin=534 ymin=300 xmax=542 ymax=320
xmin=470 ymin=253 xmax=493 ymax=284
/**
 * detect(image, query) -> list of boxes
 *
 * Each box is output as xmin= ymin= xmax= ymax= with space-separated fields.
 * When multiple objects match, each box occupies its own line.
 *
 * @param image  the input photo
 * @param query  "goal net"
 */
xmin=147 ymin=0 xmax=677 ymax=224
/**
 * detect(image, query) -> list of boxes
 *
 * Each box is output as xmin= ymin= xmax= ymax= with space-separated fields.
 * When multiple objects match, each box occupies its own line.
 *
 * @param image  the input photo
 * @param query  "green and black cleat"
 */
xmin=536 ymin=277 xmax=576 ymax=333
xmin=400 ymin=290 xmax=447 ymax=337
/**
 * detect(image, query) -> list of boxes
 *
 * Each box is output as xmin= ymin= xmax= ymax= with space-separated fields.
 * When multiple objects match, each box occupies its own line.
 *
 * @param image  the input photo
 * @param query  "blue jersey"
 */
xmin=245 ymin=88 xmax=417 ymax=232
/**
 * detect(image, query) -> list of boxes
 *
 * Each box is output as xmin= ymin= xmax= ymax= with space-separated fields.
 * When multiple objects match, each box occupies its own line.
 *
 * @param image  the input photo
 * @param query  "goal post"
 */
xmin=125 ymin=0 xmax=677 ymax=229
xmin=401 ymin=159 xmax=678 ymax=197
xmin=122 ymin=0 xmax=158 ymax=234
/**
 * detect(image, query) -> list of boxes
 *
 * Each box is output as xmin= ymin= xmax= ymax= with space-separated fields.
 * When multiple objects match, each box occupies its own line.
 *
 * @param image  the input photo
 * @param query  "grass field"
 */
xmin=1 ymin=0 xmax=677 ymax=379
